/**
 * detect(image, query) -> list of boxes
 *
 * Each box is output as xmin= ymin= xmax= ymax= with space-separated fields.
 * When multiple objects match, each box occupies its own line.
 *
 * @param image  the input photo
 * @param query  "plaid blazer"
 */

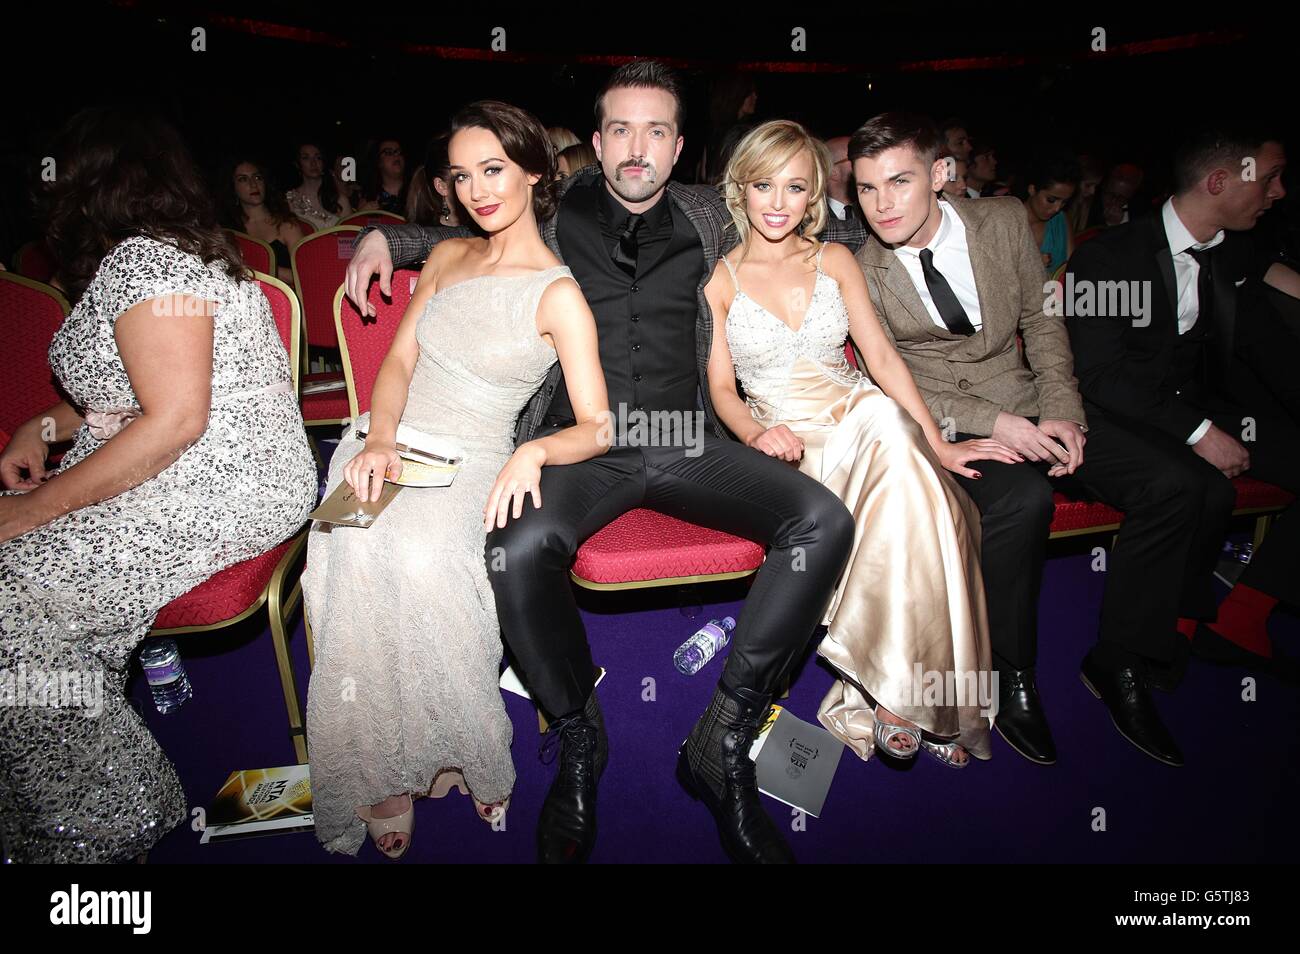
xmin=362 ymin=164 xmax=868 ymax=447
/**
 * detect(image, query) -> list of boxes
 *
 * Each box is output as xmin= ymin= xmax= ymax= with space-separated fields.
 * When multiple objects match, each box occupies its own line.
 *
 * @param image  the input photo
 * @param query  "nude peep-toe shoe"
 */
xmin=429 ymin=769 xmax=509 ymax=825
xmin=356 ymin=795 xmax=414 ymax=860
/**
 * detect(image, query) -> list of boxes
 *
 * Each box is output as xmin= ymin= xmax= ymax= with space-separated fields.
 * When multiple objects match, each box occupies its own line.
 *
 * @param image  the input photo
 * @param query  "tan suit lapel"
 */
xmin=946 ymin=197 xmax=1008 ymax=354
xmin=860 ymin=234 xmax=956 ymax=340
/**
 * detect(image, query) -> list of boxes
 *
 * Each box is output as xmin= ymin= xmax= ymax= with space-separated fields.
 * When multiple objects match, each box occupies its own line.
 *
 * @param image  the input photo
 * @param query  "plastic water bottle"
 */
xmin=139 ymin=638 xmax=192 ymax=713
xmin=674 ymin=617 xmax=736 ymax=675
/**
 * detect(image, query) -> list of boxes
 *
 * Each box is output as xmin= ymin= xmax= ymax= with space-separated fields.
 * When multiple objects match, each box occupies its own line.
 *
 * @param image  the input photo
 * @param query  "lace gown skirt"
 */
xmin=757 ymin=358 xmax=993 ymax=761
xmin=301 ymin=414 xmax=517 ymax=855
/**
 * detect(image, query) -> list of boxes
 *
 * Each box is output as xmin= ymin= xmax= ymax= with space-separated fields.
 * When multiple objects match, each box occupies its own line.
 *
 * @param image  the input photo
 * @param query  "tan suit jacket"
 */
xmin=855 ymin=195 xmax=1086 ymax=437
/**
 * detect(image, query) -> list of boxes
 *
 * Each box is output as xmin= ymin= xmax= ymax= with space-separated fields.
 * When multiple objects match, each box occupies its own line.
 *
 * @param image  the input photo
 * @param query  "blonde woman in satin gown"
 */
xmin=706 ymin=121 xmax=1017 ymax=766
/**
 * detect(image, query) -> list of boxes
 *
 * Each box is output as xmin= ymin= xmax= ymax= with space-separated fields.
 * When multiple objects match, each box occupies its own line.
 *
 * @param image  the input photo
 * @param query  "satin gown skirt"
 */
xmin=756 ymin=358 xmax=994 ymax=761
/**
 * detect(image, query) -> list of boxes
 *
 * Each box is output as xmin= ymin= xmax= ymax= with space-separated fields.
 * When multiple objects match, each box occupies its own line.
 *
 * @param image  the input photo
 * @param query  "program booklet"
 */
xmin=200 ymin=765 xmax=315 ymax=843
xmin=748 ymin=705 xmax=844 ymax=818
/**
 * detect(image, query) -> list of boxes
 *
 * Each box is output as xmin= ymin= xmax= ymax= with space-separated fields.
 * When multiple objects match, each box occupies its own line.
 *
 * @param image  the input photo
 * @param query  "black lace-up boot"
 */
xmin=676 ymin=680 xmax=795 ymax=864
xmin=536 ymin=690 xmax=608 ymax=863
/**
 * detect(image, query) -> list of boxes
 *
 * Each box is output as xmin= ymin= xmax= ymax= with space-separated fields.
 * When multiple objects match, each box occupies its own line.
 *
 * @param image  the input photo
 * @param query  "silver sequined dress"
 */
xmin=0 ymin=235 xmax=317 ymax=862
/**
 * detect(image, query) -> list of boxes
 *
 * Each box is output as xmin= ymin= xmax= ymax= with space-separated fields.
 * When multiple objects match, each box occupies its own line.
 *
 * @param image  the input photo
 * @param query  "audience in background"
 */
xmin=220 ymin=156 xmax=303 ymax=283
xmin=700 ymin=71 xmax=759 ymax=184
xmin=823 ymin=135 xmax=857 ymax=222
xmin=1070 ymin=154 xmax=1105 ymax=235
xmin=557 ymin=141 xmax=598 ymax=179
xmin=547 ymin=125 xmax=580 ymax=155
xmin=286 ymin=141 xmax=353 ymax=229
xmin=940 ymin=118 xmax=972 ymax=163
xmin=965 ymin=140 xmax=998 ymax=197
xmin=357 ymin=138 xmax=410 ymax=214
xmin=1022 ymin=151 xmax=1081 ymax=271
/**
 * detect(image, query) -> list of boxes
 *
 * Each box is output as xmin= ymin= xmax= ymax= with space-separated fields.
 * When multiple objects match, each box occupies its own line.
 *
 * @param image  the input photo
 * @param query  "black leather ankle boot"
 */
xmin=537 ymin=690 xmax=608 ymax=864
xmin=676 ymin=681 xmax=795 ymax=864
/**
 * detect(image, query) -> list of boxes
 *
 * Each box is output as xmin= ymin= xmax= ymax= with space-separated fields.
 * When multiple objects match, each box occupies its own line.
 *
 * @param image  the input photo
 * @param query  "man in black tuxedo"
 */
xmin=345 ymin=62 xmax=867 ymax=864
xmin=1067 ymin=125 xmax=1300 ymax=677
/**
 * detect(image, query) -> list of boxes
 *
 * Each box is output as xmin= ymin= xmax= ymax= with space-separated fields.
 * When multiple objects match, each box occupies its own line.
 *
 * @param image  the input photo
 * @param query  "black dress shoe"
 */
xmin=536 ymin=691 xmax=608 ymax=864
xmin=993 ymin=668 xmax=1057 ymax=765
xmin=1079 ymin=652 xmax=1184 ymax=767
xmin=677 ymin=681 xmax=795 ymax=864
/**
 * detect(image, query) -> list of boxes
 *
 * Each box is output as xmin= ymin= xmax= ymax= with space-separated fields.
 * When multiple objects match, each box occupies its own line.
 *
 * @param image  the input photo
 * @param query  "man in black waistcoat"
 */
xmin=1067 ymin=124 xmax=1300 ymax=680
xmin=345 ymin=61 xmax=866 ymax=863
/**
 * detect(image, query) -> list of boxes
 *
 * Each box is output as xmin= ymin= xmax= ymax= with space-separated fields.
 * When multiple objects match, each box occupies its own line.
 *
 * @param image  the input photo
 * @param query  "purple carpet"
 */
xmin=134 ymin=534 xmax=1299 ymax=864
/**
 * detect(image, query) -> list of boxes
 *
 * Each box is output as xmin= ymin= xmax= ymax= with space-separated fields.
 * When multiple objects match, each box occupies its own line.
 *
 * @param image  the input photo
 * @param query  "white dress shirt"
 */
xmin=965 ymin=186 xmax=981 ymax=200
xmin=891 ymin=200 xmax=984 ymax=332
xmin=828 ymin=196 xmax=850 ymax=221
xmin=1162 ymin=198 xmax=1225 ymax=445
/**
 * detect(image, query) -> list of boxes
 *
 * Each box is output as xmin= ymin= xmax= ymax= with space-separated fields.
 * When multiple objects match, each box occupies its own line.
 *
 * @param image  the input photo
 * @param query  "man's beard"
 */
xmin=609 ymin=160 xmax=663 ymax=202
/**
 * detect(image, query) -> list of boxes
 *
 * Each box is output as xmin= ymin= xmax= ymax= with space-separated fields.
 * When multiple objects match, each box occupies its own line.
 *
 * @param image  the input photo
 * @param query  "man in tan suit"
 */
xmin=848 ymin=113 xmax=1208 ymax=768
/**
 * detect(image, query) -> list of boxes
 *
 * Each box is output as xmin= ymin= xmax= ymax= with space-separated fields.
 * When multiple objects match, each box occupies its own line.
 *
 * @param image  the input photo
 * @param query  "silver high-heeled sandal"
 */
xmin=919 ymin=736 xmax=970 ymax=769
xmin=873 ymin=711 xmax=921 ymax=759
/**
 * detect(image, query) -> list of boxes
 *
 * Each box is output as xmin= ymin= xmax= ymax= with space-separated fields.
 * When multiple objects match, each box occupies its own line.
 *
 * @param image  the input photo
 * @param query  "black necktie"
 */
xmin=918 ymin=247 xmax=976 ymax=336
xmin=1187 ymin=246 xmax=1216 ymax=333
xmin=611 ymin=213 xmax=644 ymax=277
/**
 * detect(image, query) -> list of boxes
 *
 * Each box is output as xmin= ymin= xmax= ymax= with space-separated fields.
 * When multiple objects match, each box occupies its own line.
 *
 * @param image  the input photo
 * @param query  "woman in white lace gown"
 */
xmin=302 ymin=102 xmax=609 ymax=858
xmin=0 ymin=109 xmax=317 ymax=862
xmin=705 ymin=121 xmax=1017 ymax=767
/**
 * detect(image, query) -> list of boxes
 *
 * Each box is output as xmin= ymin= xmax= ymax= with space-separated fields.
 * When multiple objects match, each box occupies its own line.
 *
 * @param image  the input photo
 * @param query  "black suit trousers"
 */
xmin=952 ymin=408 xmax=1209 ymax=670
xmin=484 ymin=429 xmax=855 ymax=720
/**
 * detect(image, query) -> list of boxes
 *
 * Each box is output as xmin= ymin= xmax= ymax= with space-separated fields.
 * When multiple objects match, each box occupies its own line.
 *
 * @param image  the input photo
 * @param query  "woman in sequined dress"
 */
xmin=0 ymin=108 xmax=316 ymax=862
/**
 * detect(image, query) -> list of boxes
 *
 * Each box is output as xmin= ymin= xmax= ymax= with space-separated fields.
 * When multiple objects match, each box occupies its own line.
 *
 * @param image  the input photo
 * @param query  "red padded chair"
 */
xmin=338 ymin=210 xmax=407 ymax=227
xmin=332 ymin=268 xmax=420 ymax=417
xmin=11 ymin=239 xmax=59 ymax=284
xmin=0 ymin=272 xmax=70 ymax=443
xmin=225 ymin=229 xmax=275 ymax=275
xmin=150 ymin=270 xmax=312 ymax=763
xmin=1047 ymin=479 xmax=1292 ymax=548
xmin=295 ymin=218 xmax=317 ymax=237
xmin=290 ymin=226 xmax=360 ymax=425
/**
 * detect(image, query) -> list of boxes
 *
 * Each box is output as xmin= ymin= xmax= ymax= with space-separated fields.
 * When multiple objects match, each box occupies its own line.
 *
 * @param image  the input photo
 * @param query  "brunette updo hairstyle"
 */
xmin=448 ymin=100 xmax=559 ymax=223
xmin=34 ymin=106 xmax=245 ymax=304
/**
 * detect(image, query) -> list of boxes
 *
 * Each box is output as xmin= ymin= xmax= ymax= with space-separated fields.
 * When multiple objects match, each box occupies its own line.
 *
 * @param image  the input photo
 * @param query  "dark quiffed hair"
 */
xmin=1172 ymin=125 xmax=1281 ymax=194
xmin=449 ymin=100 xmax=559 ymax=223
xmin=595 ymin=59 xmax=686 ymax=132
xmin=848 ymin=112 xmax=942 ymax=167
xmin=34 ymin=106 xmax=244 ymax=304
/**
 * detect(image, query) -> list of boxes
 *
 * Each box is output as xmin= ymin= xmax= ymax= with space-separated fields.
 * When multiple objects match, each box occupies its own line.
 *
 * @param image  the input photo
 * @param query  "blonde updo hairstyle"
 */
xmin=721 ymin=119 xmax=829 ymax=264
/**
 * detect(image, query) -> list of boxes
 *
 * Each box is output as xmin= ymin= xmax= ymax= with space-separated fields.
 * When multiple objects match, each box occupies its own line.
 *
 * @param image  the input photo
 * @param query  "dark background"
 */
xmin=1 ymin=4 xmax=1294 ymax=260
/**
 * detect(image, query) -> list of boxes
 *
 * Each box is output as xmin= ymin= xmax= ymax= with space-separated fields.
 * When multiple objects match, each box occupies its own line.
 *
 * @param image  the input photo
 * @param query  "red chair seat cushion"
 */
xmin=1049 ymin=494 xmax=1123 ymax=533
xmin=1048 ymin=477 xmax=1293 ymax=535
xmin=300 ymin=371 xmax=350 ymax=422
xmin=153 ymin=538 xmax=295 ymax=629
xmin=1232 ymin=475 xmax=1294 ymax=510
xmin=572 ymin=508 xmax=765 ymax=585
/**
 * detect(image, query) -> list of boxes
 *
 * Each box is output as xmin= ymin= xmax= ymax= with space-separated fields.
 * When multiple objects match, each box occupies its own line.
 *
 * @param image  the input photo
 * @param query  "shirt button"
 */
xmin=633 ymin=373 xmax=642 ymax=382
xmin=958 ymin=379 xmax=972 ymax=391
xmin=631 ymin=314 xmax=640 ymax=322
xmin=632 ymin=343 xmax=641 ymax=352
xmin=630 ymin=284 xmax=640 ymax=293
xmin=634 ymin=404 xmax=644 ymax=411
